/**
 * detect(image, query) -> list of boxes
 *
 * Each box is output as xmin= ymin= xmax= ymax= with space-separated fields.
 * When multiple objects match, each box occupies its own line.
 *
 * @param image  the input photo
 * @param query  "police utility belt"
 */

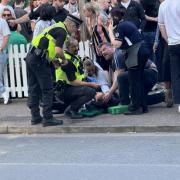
xmin=29 ymin=46 xmax=47 ymax=59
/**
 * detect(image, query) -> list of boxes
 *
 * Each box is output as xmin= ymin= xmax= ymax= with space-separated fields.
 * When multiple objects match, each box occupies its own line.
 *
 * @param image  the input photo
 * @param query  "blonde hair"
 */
xmin=84 ymin=2 xmax=99 ymax=16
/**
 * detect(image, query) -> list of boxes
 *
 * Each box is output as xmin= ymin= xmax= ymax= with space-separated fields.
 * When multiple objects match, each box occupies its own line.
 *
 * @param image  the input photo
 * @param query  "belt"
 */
xmin=29 ymin=46 xmax=46 ymax=58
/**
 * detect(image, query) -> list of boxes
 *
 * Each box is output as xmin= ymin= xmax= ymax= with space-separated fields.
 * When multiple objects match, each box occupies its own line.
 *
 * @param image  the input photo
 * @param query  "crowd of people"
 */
xmin=0 ymin=0 xmax=179 ymax=126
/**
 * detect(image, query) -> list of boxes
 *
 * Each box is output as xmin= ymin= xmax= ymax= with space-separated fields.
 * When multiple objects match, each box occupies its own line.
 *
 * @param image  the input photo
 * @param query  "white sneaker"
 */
xmin=1 ymin=91 xmax=9 ymax=105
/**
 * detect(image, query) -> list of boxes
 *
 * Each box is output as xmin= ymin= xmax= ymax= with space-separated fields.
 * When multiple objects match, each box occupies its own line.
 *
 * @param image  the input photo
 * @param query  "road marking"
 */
xmin=0 ymin=163 xmax=180 ymax=167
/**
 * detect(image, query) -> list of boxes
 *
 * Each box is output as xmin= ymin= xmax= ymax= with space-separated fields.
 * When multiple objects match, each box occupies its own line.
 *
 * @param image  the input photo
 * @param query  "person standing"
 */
xmin=0 ymin=0 xmax=15 ymax=18
xmin=0 ymin=17 xmax=10 ymax=104
xmin=24 ymin=15 xmax=83 ymax=126
xmin=14 ymin=0 xmax=32 ymax=42
xmin=158 ymin=0 xmax=180 ymax=113
xmin=64 ymin=0 xmax=79 ymax=16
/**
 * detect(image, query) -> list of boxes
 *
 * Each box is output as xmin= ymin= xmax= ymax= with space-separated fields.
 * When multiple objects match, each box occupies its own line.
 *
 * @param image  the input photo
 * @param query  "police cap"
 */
xmin=66 ymin=14 xmax=83 ymax=26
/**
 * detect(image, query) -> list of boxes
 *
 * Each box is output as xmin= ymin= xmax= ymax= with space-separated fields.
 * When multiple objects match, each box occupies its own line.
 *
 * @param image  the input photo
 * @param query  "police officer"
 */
xmin=25 ymin=15 xmax=83 ymax=126
xmin=55 ymin=37 xmax=97 ymax=119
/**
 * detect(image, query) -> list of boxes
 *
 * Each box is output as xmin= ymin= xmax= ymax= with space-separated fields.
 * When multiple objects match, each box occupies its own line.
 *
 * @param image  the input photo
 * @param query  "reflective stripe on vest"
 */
xmin=55 ymin=52 xmax=85 ymax=84
xmin=32 ymin=22 xmax=67 ymax=61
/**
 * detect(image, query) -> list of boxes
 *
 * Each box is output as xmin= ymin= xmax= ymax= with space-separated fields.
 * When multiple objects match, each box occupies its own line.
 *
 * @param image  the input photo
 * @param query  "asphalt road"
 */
xmin=0 ymin=133 xmax=180 ymax=180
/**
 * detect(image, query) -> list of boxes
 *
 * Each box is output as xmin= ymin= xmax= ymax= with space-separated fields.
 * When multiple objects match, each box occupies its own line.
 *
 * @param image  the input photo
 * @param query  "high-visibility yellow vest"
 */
xmin=32 ymin=22 xmax=67 ymax=61
xmin=56 ymin=51 xmax=85 ymax=84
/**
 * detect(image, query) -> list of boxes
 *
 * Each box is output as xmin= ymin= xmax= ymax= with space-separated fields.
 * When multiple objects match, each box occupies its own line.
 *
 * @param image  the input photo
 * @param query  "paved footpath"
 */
xmin=0 ymin=99 xmax=180 ymax=134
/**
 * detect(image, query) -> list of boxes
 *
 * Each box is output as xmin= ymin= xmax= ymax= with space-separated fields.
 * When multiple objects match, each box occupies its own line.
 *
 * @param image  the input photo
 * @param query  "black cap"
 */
xmin=66 ymin=14 xmax=83 ymax=26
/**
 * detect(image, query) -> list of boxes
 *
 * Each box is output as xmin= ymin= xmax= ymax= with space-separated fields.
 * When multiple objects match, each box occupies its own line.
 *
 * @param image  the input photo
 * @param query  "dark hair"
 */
xmin=29 ymin=0 xmax=36 ymax=11
xmin=2 ymin=8 xmax=11 ymax=14
xmin=110 ymin=7 xmax=126 ymax=25
xmin=8 ymin=18 xmax=18 ymax=31
xmin=40 ymin=4 xmax=56 ymax=21
xmin=15 ymin=0 xmax=24 ymax=5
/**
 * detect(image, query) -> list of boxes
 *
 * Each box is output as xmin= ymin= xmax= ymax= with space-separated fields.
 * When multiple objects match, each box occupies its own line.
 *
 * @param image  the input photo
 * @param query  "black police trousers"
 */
xmin=26 ymin=52 xmax=53 ymax=120
xmin=63 ymin=85 xmax=96 ymax=112
xmin=127 ymin=45 xmax=150 ymax=109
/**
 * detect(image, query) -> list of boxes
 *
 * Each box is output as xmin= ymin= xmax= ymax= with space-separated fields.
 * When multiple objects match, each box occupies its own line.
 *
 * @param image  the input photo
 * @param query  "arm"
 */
xmin=53 ymin=28 xmax=68 ymax=66
xmin=158 ymin=4 xmax=168 ymax=43
xmin=159 ymin=24 xmax=168 ymax=43
xmin=69 ymin=80 xmax=99 ymax=89
xmin=108 ymin=21 xmax=122 ymax=48
xmin=1 ymin=35 xmax=9 ymax=50
xmin=103 ymin=70 xmax=119 ymax=102
xmin=12 ymin=14 xmax=30 ymax=24
xmin=96 ymin=68 xmax=110 ymax=93
xmin=137 ymin=3 xmax=146 ymax=31
xmin=61 ymin=60 xmax=100 ymax=89
xmin=153 ymin=25 xmax=160 ymax=52
xmin=10 ymin=6 xmax=41 ymax=25
xmin=55 ymin=47 xmax=66 ymax=62
xmin=145 ymin=15 xmax=158 ymax=22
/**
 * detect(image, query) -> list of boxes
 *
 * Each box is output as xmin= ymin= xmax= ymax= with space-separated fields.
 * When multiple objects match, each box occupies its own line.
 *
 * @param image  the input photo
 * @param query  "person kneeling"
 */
xmin=55 ymin=38 xmax=97 ymax=119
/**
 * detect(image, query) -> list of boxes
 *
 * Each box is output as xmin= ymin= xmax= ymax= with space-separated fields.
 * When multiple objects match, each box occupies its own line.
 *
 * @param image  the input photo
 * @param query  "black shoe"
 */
xmin=64 ymin=106 xmax=83 ymax=119
xmin=124 ymin=108 xmax=143 ymax=115
xmin=42 ymin=117 xmax=63 ymax=127
xmin=142 ymin=105 xmax=148 ymax=113
xmin=31 ymin=117 xmax=42 ymax=125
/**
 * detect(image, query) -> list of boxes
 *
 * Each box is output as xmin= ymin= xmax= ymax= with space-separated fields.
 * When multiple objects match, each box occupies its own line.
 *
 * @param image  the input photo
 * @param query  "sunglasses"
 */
xmin=2 ymin=14 xmax=11 ymax=17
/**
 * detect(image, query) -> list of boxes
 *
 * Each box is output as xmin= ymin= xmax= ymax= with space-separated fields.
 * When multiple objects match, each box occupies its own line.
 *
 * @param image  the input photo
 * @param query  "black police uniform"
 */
xmin=58 ymin=54 xmax=96 ymax=119
xmin=26 ymin=26 xmax=67 ymax=126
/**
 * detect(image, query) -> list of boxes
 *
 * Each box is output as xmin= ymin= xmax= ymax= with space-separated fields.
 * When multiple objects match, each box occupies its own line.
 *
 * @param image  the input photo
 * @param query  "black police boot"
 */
xmin=124 ymin=108 xmax=143 ymax=115
xmin=124 ymin=104 xmax=143 ymax=115
xmin=64 ymin=106 xmax=83 ymax=119
xmin=31 ymin=116 xmax=42 ymax=125
xmin=42 ymin=117 xmax=63 ymax=127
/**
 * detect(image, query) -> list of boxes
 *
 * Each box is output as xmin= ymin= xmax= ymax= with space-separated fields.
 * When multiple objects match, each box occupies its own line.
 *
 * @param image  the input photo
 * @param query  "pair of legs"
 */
xmin=118 ymin=69 xmax=164 ymax=106
xmin=168 ymin=44 xmax=180 ymax=112
xmin=63 ymin=85 xmax=96 ymax=118
xmin=26 ymin=52 xmax=63 ymax=126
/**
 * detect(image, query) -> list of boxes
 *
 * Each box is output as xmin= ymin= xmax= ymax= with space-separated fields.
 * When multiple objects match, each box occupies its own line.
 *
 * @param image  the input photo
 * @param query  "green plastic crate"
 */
xmin=79 ymin=109 xmax=104 ymax=117
xmin=108 ymin=105 xmax=128 ymax=115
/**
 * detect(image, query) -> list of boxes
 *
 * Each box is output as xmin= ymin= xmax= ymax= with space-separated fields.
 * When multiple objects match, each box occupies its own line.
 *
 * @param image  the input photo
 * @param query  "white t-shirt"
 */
xmin=64 ymin=3 xmax=79 ymax=15
xmin=158 ymin=0 xmax=180 ymax=45
xmin=0 ymin=4 xmax=15 ymax=17
xmin=0 ymin=18 xmax=10 ymax=47
xmin=121 ymin=0 xmax=131 ymax=9
xmin=33 ymin=20 xmax=55 ymax=38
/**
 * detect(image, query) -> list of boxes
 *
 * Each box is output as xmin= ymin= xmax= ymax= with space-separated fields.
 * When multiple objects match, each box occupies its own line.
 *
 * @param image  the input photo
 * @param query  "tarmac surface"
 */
xmin=0 ymin=99 xmax=180 ymax=134
xmin=1 ymin=133 xmax=180 ymax=180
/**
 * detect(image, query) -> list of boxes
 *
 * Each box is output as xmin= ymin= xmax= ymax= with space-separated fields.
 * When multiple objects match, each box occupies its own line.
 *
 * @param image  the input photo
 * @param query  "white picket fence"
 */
xmin=3 ymin=41 xmax=91 ymax=98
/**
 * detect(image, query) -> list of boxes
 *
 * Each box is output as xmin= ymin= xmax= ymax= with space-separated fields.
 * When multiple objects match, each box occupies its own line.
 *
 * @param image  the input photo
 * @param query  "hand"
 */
xmin=8 ymin=19 xmax=16 ymax=26
xmin=153 ymin=43 xmax=158 ymax=53
xmin=52 ymin=59 xmax=61 ymax=69
xmin=90 ymin=83 xmax=100 ymax=90
xmin=95 ymin=92 xmax=104 ymax=102
xmin=103 ymin=91 xmax=112 ymax=103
